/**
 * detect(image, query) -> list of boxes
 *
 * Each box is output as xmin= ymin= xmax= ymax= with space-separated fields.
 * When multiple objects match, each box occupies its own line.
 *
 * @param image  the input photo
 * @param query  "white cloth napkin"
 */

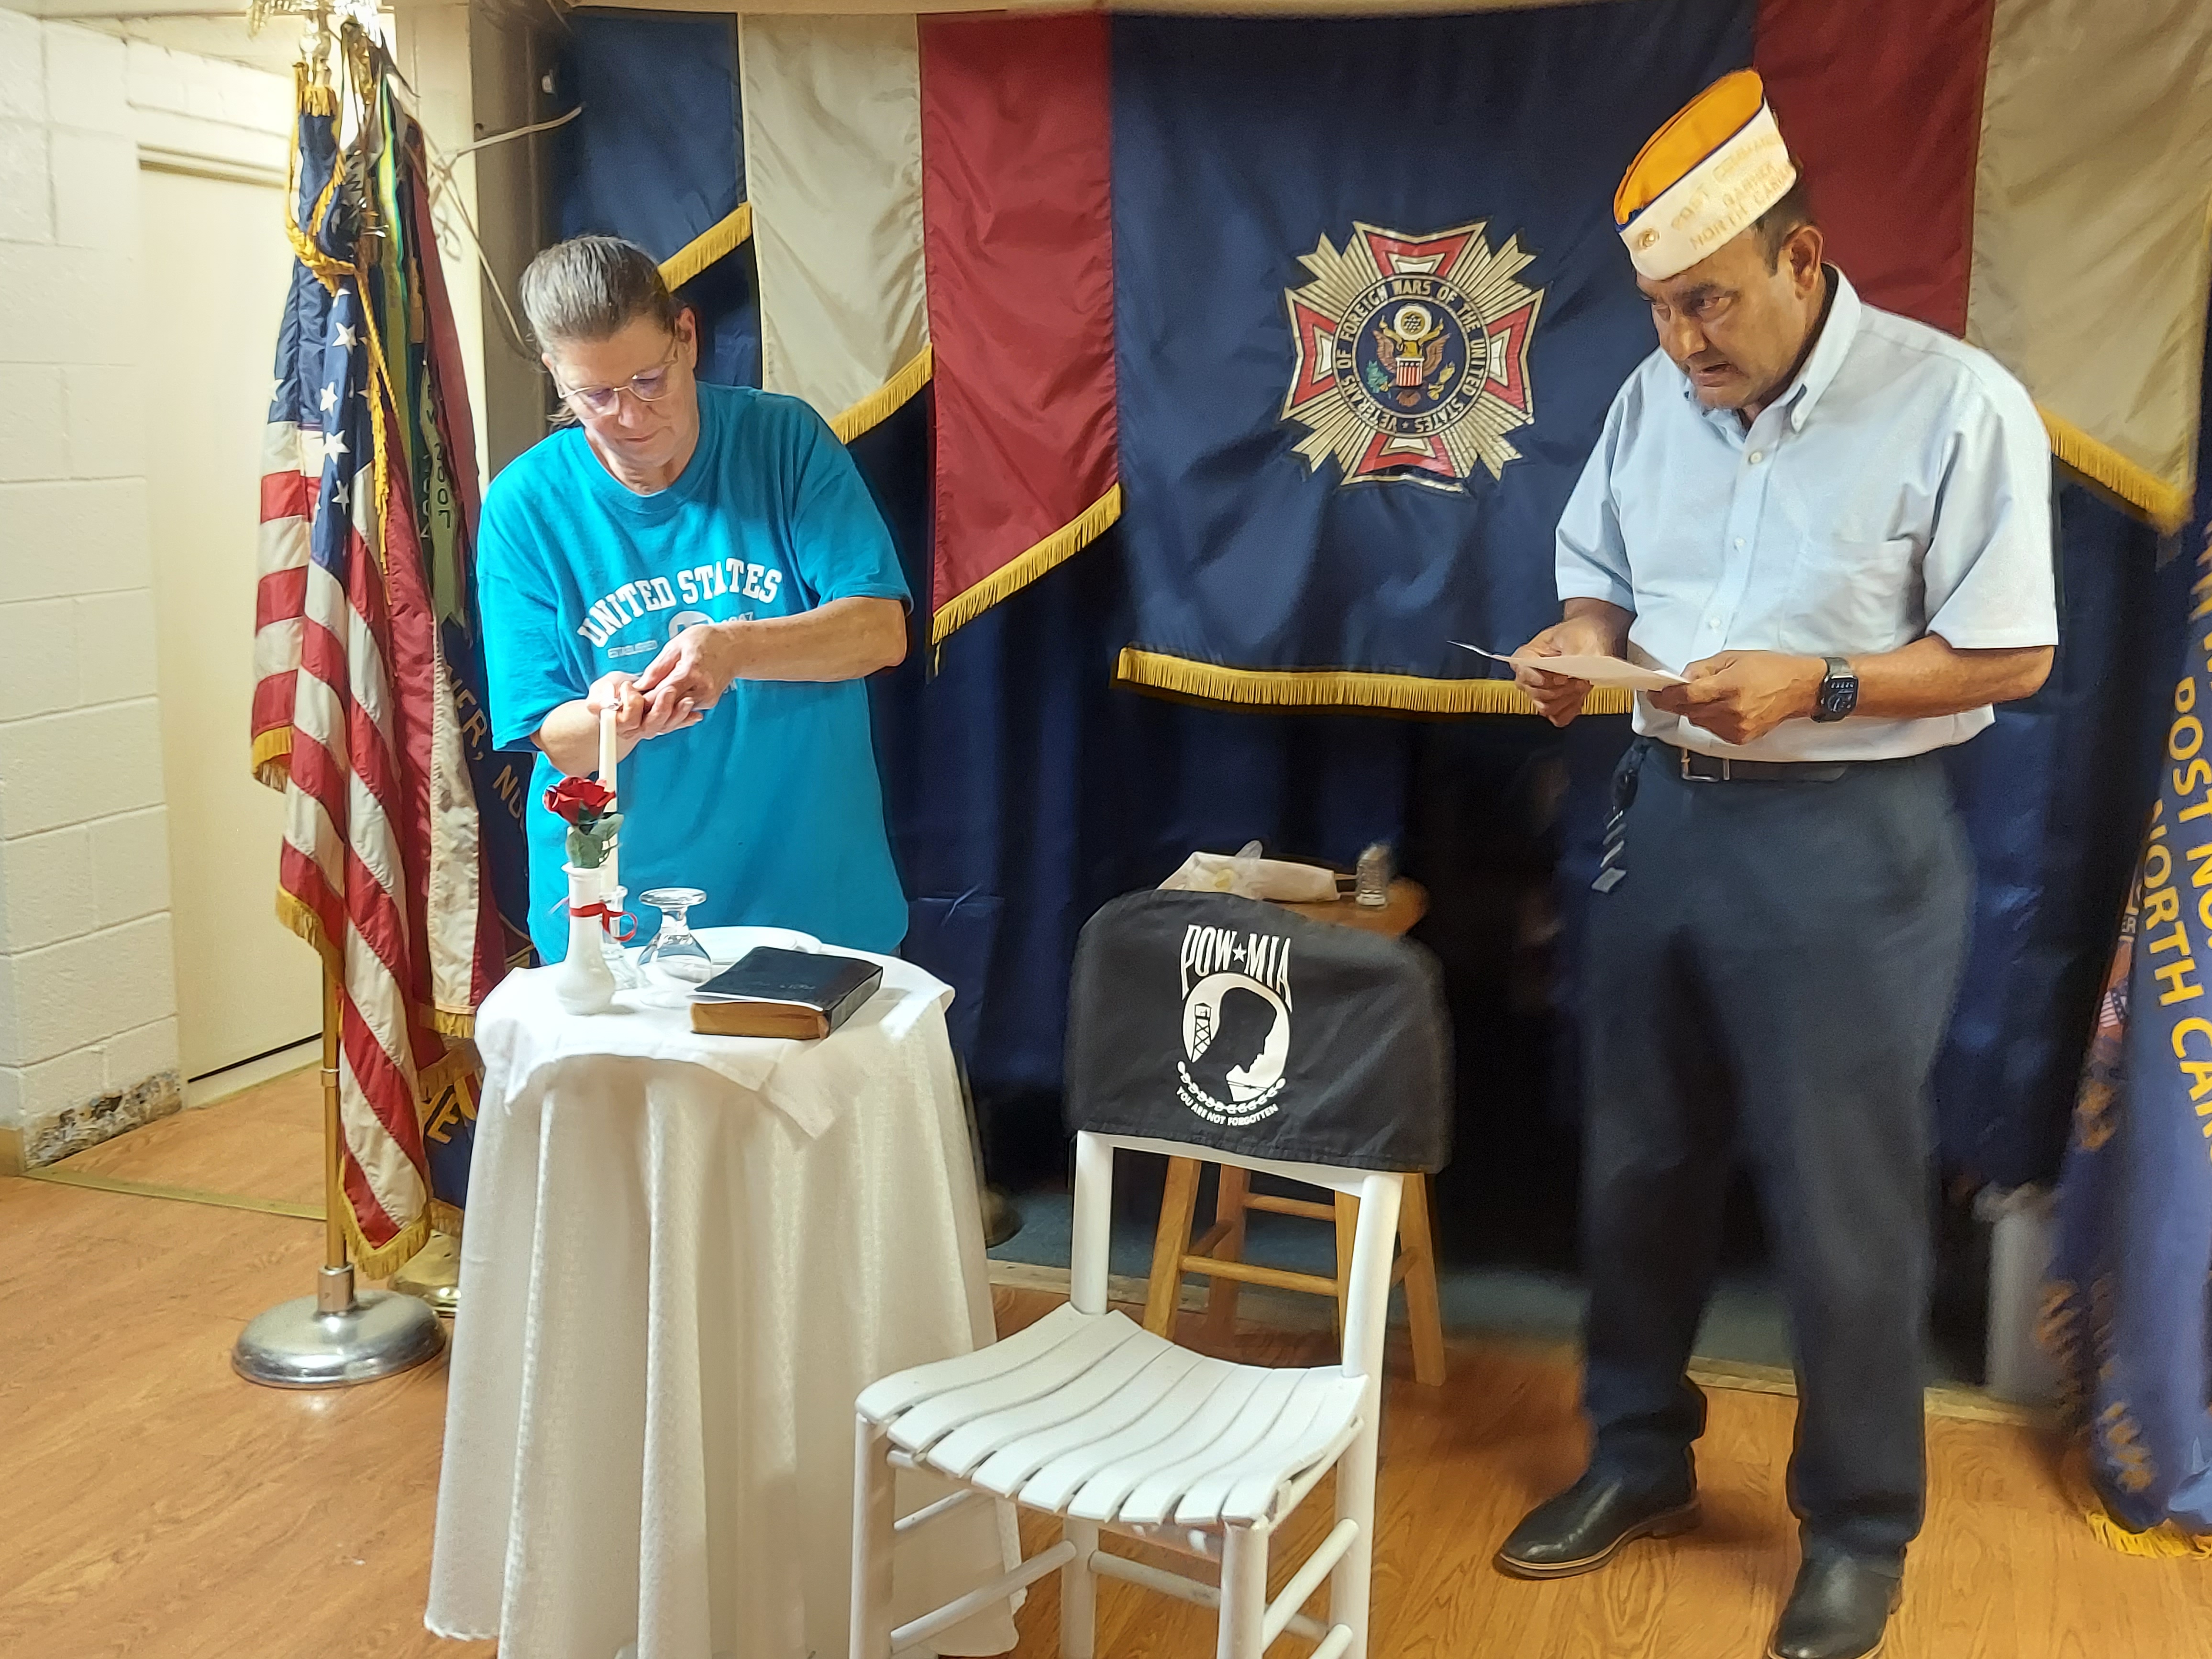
xmin=1158 ymin=843 xmax=1338 ymax=902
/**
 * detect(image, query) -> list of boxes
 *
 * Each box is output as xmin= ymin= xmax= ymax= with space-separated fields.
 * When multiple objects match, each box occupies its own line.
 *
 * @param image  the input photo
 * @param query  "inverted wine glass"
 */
xmin=638 ymin=887 xmax=715 ymax=983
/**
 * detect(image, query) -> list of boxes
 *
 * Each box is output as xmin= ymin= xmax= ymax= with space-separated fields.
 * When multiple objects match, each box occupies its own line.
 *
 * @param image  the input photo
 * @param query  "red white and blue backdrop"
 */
xmin=534 ymin=0 xmax=2212 ymax=1543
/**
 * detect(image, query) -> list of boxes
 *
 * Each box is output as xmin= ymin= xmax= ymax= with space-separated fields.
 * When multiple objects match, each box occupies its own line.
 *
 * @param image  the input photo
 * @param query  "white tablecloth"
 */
xmin=427 ymin=929 xmax=1018 ymax=1659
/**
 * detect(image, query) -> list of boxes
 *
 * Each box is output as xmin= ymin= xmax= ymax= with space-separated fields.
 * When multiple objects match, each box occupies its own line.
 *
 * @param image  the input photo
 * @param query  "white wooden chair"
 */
xmin=848 ymin=1130 xmax=1403 ymax=1659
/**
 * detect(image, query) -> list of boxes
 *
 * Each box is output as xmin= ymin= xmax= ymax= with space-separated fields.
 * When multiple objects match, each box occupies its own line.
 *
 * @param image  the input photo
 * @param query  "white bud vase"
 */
xmin=552 ymin=862 xmax=618 ymax=1015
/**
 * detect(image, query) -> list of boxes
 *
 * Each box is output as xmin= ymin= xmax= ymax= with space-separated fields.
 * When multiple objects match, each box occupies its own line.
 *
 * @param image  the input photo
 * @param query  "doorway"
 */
xmin=139 ymin=160 xmax=319 ymax=1080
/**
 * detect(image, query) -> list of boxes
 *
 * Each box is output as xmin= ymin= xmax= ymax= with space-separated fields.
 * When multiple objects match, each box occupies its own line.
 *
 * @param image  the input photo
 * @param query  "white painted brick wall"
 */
xmin=0 ymin=366 xmax=68 ymax=482
xmin=9 ymin=1047 xmax=104 ymax=1128
xmin=75 ymin=590 xmax=156 ymax=704
xmin=103 ymin=1014 xmax=177 ymax=1094
xmin=8 ymin=913 xmax=177 ymax=1065
xmin=0 ymin=11 xmax=44 ymax=124
xmin=49 ymin=127 xmax=134 ymax=253
xmin=43 ymin=24 xmax=129 ymax=137
xmin=88 ymin=806 xmax=169 ymax=927
xmin=125 ymin=40 xmax=288 ymax=179
xmin=0 ymin=14 xmax=313 ymax=1161
xmin=0 ymin=597 xmax=77 ymax=720
xmin=0 ymin=243 xmax=137 ymax=365
xmin=63 ymin=364 xmax=142 ymax=477
xmin=0 ymin=699 xmax=167 ymax=839
xmin=0 ymin=118 xmax=51 ymax=243
xmin=0 ymin=479 xmax=152 ymax=601
xmin=125 ymin=39 xmax=289 ymax=130
xmin=0 ymin=12 xmax=247 ymax=1160
xmin=0 ymin=824 xmax=91 ymax=952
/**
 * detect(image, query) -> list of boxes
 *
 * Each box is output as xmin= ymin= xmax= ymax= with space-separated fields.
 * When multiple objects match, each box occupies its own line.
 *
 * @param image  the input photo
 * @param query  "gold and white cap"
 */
xmin=1615 ymin=70 xmax=1797 ymax=282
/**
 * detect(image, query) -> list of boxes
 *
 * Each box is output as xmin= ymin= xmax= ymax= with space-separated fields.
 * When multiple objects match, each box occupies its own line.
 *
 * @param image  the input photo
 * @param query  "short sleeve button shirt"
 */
xmin=1555 ymin=269 xmax=2059 ymax=761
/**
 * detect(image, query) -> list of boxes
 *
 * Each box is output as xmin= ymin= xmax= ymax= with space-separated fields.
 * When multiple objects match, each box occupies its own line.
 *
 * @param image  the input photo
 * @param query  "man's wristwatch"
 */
xmin=1812 ymin=655 xmax=1858 ymax=723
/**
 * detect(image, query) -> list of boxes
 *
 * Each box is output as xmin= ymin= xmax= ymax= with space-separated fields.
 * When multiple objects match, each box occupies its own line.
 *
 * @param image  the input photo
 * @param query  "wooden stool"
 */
xmin=1142 ymin=1157 xmax=1447 ymax=1384
xmin=1141 ymin=875 xmax=1445 ymax=1384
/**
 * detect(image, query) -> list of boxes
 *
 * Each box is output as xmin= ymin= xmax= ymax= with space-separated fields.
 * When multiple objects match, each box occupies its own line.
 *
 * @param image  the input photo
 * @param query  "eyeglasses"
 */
xmin=553 ymin=344 xmax=681 ymax=418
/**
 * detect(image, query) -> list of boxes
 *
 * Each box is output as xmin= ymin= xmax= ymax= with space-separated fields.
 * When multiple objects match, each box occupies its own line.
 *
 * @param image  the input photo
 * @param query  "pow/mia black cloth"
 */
xmin=1065 ymin=890 xmax=1451 ymax=1173
xmin=1580 ymin=740 xmax=1972 ymax=1566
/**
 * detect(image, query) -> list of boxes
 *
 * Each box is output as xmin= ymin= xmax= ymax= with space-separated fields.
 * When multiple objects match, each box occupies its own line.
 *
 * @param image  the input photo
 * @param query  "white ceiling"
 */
xmin=15 ymin=0 xmax=392 ymax=76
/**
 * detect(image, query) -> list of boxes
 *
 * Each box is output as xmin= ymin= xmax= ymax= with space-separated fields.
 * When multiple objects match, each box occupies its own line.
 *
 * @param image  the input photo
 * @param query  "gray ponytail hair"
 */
xmin=519 ymin=234 xmax=682 ymax=348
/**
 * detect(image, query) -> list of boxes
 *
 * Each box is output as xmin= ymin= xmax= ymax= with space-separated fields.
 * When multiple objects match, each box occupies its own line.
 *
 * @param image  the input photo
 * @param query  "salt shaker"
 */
xmin=1355 ymin=842 xmax=1393 ymax=908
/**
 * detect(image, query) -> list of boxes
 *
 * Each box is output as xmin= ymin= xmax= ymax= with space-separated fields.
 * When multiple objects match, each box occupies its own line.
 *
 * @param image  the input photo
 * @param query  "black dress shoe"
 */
xmin=1493 ymin=1470 xmax=1700 ymax=1579
xmin=1769 ymin=1554 xmax=1904 ymax=1659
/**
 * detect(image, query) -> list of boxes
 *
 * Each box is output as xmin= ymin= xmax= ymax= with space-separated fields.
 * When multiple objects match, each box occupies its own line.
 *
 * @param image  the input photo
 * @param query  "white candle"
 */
xmin=598 ymin=705 xmax=619 ymax=892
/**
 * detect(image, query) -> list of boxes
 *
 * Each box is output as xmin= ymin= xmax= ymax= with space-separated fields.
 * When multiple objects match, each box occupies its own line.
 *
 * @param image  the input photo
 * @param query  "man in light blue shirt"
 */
xmin=1494 ymin=74 xmax=2056 ymax=1659
xmin=1536 ymin=260 xmax=2056 ymax=761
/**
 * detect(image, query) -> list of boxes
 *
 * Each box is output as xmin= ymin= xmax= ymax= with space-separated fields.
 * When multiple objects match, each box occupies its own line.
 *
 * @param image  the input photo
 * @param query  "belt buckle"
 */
xmin=1679 ymin=749 xmax=1729 ymax=783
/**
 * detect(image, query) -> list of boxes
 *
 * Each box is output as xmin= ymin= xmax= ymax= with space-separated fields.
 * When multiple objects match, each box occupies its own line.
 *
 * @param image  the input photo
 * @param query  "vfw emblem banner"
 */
xmin=1109 ymin=6 xmax=1752 ymax=711
xmin=1283 ymin=220 xmax=1541 ymax=491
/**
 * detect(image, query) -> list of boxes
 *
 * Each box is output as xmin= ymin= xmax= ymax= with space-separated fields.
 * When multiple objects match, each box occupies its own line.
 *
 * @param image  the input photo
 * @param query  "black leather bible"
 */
xmin=688 ymin=946 xmax=885 ymax=1040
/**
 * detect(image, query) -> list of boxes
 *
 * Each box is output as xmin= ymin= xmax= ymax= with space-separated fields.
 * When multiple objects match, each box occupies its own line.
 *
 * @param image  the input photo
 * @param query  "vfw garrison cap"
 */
xmin=1615 ymin=69 xmax=1797 ymax=282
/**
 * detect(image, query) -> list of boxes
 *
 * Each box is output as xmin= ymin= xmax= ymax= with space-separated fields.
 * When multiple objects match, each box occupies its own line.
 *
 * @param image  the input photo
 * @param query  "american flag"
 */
xmin=250 ymin=78 xmax=507 ymax=1273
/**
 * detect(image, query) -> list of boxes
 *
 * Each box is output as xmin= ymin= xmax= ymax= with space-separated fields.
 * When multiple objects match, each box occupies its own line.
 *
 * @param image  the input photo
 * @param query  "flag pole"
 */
xmin=320 ymin=968 xmax=345 ymax=1276
xmin=231 ymin=959 xmax=444 ymax=1389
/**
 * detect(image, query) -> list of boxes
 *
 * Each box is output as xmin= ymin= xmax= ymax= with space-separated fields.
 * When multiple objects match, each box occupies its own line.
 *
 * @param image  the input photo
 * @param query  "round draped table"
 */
xmin=426 ymin=928 xmax=1018 ymax=1659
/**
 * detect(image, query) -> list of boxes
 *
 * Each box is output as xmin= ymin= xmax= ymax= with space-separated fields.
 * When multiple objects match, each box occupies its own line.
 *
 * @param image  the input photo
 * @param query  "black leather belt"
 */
xmin=1666 ymin=743 xmax=1851 ymax=784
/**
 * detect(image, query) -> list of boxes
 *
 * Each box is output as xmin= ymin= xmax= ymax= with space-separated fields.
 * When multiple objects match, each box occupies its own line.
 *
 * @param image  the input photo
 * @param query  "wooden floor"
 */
xmin=3 ymin=1075 xmax=2207 ymax=1658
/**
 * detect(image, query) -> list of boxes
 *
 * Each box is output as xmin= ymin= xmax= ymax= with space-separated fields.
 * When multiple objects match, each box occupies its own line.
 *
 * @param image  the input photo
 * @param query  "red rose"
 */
xmin=543 ymin=775 xmax=616 ymax=824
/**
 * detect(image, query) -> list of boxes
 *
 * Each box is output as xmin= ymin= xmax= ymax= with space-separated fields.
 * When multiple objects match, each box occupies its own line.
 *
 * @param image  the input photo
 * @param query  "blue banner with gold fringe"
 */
xmin=552 ymin=9 xmax=760 ymax=387
xmin=1108 ymin=2 xmax=1750 ymax=714
xmin=2049 ymin=528 xmax=2212 ymax=1552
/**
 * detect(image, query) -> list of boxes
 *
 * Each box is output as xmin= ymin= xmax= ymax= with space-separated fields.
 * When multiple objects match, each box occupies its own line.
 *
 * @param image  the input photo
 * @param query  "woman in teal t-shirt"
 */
xmin=478 ymin=236 xmax=911 ymax=961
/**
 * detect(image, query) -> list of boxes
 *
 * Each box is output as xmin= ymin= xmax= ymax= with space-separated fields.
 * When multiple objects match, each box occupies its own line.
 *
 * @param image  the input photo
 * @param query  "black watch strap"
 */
xmin=1814 ymin=654 xmax=1858 ymax=723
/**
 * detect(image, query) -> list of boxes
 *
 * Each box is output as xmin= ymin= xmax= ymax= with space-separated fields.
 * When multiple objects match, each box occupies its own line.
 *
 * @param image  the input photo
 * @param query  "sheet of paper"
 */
xmin=1452 ymin=641 xmax=1686 ymax=690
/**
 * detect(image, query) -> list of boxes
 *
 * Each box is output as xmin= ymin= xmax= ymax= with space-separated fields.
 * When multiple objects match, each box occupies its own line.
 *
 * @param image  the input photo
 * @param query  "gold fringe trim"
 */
xmin=830 ymin=343 xmax=933 ymax=444
xmin=276 ymin=895 xmax=480 ymax=1077
xmin=932 ymin=484 xmax=1123 ymax=645
xmin=2062 ymin=1445 xmax=2212 ymax=1558
xmin=2084 ymin=1510 xmax=2212 ymax=1559
xmin=2041 ymin=406 xmax=2192 ymax=533
xmin=357 ymin=269 xmax=397 ymax=587
xmin=416 ymin=1045 xmax=476 ymax=1101
xmin=276 ymin=886 xmax=338 ymax=976
xmin=428 ymin=1197 xmax=466 ymax=1237
xmin=345 ymin=1207 xmax=431 ymax=1282
xmin=657 ymin=202 xmax=752 ymax=293
xmin=284 ymin=66 xmax=351 ymax=297
xmin=252 ymin=726 xmax=293 ymax=791
xmin=428 ymin=1005 xmax=477 ymax=1040
xmin=1114 ymin=647 xmax=1635 ymax=717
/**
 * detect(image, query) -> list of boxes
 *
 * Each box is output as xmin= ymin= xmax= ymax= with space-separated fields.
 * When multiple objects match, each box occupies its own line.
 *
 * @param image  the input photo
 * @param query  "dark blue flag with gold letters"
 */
xmin=1108 ymin=3 xmax=1751 ymax=714
xmin=2047 ymin=524 xmax=2212 ymax=1550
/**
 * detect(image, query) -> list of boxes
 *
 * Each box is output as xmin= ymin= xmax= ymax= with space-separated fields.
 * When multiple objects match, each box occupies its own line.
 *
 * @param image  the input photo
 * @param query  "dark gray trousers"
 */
xmin=1579 ymin=740 xmax=1971 ymax=1566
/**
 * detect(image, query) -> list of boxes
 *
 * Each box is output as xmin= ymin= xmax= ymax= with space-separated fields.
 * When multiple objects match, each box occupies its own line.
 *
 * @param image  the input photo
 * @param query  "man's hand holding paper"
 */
xmin=1506 ymin=597 xmax=1639 ymax=727
xmin=1649 ymin=651 xmax=1826 ymax=747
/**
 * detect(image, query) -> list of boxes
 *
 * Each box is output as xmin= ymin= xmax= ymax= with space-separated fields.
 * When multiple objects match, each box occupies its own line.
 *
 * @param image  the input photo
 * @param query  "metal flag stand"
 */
xmin=232 ymin=0 xmax=442 ymax=1388
xmin=234 ymin=973 xmax=445 ymax=1388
